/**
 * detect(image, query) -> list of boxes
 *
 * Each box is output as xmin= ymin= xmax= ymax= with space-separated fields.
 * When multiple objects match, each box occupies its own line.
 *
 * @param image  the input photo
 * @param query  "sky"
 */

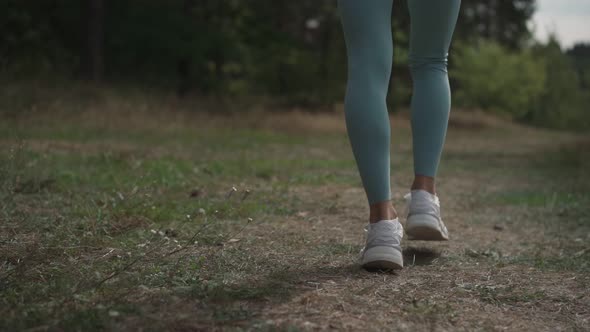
xmin=532 ymin=0 xmax=590 ymax=48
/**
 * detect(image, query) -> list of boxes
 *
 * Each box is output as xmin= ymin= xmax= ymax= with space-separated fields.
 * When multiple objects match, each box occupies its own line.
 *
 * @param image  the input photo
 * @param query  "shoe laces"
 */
xmin=404 ymin=190 xmax=447 ymax=234
xmin=359 ymin=219 xmax=403 ymax=257
xmin=403 ymin=190 xmax=440 ymax=218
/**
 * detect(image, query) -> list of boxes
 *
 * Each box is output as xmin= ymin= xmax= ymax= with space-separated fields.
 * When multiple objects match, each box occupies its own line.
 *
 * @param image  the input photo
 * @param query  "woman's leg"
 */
xmin=407 ymin=0 xmax=461 ymax=194
xmin=338 ymin=0 xmax=396 ymax=222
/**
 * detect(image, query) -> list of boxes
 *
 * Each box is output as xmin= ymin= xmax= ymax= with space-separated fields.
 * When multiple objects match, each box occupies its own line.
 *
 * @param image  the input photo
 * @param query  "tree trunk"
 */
xmin=86 ymin=0 xmax=104 ymax=81
xmin=177 ymin=0 xmax=197 ymax=97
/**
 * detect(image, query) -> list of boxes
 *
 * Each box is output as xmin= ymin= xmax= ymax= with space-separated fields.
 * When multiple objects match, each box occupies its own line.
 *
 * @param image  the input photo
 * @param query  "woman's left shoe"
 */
xmin=404 ymin=189 xmax=449 ymax=241
xmin=359 ymin=218 xmax=404 ymax=270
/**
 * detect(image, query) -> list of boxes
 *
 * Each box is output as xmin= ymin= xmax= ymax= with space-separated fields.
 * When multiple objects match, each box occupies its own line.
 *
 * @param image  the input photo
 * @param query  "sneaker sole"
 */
xmin=406 ymin=214 xmax=449 ymax=241
xmin=360 ymin=246 xmax=403 ymax=270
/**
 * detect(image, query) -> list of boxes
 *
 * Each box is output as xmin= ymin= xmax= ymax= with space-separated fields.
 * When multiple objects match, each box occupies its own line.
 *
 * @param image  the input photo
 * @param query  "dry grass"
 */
xmin=1 ymin=99 xmax=589 ymax=331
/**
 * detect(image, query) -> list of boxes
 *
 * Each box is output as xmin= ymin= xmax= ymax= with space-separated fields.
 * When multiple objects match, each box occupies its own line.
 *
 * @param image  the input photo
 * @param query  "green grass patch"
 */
xmin=509 ymin=251 xmax=590 ymax=273
xmin=493 ymin=191 xmax=588 ymax=208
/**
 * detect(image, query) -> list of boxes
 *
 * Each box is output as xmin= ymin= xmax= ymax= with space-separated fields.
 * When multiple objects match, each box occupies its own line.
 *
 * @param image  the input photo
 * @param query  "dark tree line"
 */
xmin=1 ymin=0 xmax=588 ymax=129
xmin=1 ymin=1 xmax=536 ymax=92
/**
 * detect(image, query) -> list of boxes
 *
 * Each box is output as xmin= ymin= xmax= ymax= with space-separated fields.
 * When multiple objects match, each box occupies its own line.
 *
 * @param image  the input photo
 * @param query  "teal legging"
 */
xmin=338 ymin=0 xmax=461 ymax=205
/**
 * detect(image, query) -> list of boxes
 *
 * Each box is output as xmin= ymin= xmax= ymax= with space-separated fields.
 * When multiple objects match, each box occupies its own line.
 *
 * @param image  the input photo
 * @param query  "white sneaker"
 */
xmin=359 ymin=219 xmax=404 ymax=270
xmin=404 ymin=189 xmax=449 ymax=241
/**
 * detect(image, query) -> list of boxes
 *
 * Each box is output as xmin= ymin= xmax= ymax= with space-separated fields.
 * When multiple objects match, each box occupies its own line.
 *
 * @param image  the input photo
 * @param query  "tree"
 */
xmin=566 ymin=42 xmax=590 ymax=90
xmin=526 ymin=36 xmax=589 ymax=130
xmin=455 ymin=0 xmax=536 ymax=50
xmin=85 ymin=0 xmax=104 ymax=81
xmin=451 ymin=40 xmax=546 ymax=118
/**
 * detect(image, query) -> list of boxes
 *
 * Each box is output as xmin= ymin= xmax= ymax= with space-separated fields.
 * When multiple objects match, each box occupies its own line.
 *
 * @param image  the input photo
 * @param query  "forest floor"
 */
xmin=1 ymin=102 xmax=589 ymax=331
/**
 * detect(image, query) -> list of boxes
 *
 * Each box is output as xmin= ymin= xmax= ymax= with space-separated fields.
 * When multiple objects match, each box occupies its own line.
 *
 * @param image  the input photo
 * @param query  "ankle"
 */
xmin=369 ymin=201 xmax=398 ymax=223
xmin=411 ymin=175 xmax=436 ymax=195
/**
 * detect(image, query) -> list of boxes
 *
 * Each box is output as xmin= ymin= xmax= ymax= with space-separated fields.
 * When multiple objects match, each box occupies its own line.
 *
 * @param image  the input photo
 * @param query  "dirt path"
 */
xmin=1 ymin=110 xmax=588 ymax=331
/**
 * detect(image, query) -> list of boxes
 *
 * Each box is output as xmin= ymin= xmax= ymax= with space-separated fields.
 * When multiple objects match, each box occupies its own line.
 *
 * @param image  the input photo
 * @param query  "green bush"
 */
xmin=451 ymin=40 xmax=546 ymax=118
xmin=525 ymin=37 xmax=590 ymax=131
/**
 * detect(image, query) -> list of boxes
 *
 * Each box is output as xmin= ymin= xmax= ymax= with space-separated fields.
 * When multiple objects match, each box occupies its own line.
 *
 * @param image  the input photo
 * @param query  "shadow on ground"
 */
xmin=403 ymin=247 xmax=442 ymax=266
xmin=193 ymin=245 xmax=443 ymax=310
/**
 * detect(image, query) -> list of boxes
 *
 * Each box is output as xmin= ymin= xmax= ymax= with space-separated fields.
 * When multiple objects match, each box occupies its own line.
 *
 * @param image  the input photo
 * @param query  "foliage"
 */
xmin=455 ymin=0 xmax=536 ymax=50
xmin=0 ymin=0 xmax=589 ymax=130
xmin=525 ymin=37 xmax=590 ymax=130
xmin=0 ymin=0 xmax=83 ymax=74
xmin=567 ymin=42 xmax=590 ymax=90
xmin=451 ymin=40 xmax=546 ymax=118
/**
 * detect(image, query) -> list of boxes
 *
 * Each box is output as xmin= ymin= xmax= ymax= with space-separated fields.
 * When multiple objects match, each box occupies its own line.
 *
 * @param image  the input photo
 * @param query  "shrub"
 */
xmin=451 ymin=40 xmax=546 ymax=118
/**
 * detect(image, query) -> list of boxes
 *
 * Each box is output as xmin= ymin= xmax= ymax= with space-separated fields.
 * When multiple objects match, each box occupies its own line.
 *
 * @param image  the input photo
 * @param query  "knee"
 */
xmin=348 ymin=51 xmax=392 ymax=84
xmin=409 ymin=54 xmax=448 ymax=78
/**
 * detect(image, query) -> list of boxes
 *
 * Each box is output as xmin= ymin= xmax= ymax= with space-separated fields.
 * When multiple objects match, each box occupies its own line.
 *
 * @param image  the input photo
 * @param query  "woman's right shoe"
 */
xmin=359 ymin=218 xmax=404 ymax=270
xmin=404 ymin=189 xmax=449 ymax=241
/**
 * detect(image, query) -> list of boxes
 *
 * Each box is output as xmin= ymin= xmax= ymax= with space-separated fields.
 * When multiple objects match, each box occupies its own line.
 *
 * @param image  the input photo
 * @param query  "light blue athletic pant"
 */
xmin=338 ymin=0 xmax=461 ymax=205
